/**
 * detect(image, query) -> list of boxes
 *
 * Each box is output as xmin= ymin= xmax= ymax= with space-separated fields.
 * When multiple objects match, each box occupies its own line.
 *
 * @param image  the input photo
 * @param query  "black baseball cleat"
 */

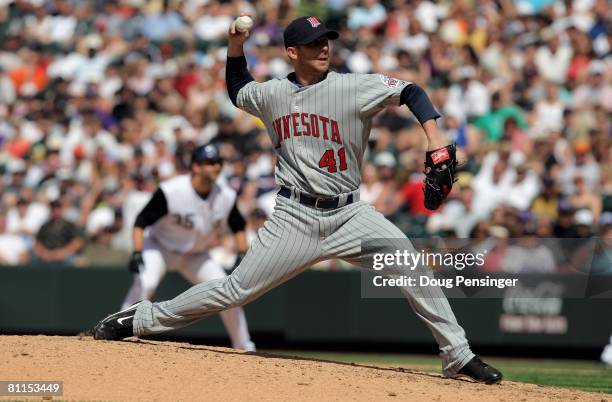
xmin=92 ymin=302 xmax=141 ymax=340
xmin=453 ymin=356 xmax=503 ymax=384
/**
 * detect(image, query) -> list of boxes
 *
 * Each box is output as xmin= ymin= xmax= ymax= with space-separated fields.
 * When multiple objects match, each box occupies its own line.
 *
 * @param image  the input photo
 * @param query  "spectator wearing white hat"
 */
xmin=574 ymin=208 xmax=595 ymax=238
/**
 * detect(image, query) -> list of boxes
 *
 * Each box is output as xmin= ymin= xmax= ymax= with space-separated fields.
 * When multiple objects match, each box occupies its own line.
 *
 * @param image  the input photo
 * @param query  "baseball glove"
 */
xmin=423 ymin=144 xmax=458 ymax=210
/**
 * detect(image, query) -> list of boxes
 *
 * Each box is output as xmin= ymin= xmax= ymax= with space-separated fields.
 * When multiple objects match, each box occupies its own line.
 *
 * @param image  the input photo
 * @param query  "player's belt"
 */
xmin=278 ymin=186 xmax=355 ymax=209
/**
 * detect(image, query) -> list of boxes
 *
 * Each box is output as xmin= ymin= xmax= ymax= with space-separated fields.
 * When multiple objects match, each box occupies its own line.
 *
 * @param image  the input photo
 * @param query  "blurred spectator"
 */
xmin=395 ymin=167 xmax=432 ymax=218
xmin=442 ymin=111 xmax=482 ymax=154
xmin=469 ymin=219 xmax=489 ymax=238
xmin=573 ymin=61 xmax=612 ymax=111
xmin=574 ymin=208 xmax=595 ymax=238
xmin=532 ymin=82 xmax=565 ymax=134
xmin=503 ymin=222 xmax=556 ymax=273
xmin=590 ymin=218 xmax=612 ymax=274
xmin=193 ymin=1 xmax=233 ymax=42
xmin=444 ymin=66 xmax=490 ymax=123
xmin=590 ymin=0 xmax=609 ymax=56
xmin=371 ymin=152 xmax=398 ymax=216
xmin=570 ymin=174 xmax=602 ymax=222
xmin=0 ymin=212 xmax=29 ymax=265
xmin=6 ymin=195 xmax=49 ymax=247
xmin=5 ymin=159 xmax=29 ymax=195
xmin=9 ymin=46 xmax=48 ymax=95
xmin=535 ymin=216 xmax=553 ymax=237
xmin=560 ymin=140 xmax=601 ymax=194
xmin=42 ymin=0 xmax=78 ymax=45
xmin=554 ymin=200 xmax=578 ymax=238
xmin=570 ymin=214 xmax=612 ymax=275
xmin=474 ymin=91 xmax=527 ymax=142
xmin=505 ymin=164 xmax=540 ymax=211
xmin=531 ymin=176 xmax=560 ymax=221
xmin=141 ymin=2 xmax=187 ymax=42
xmin=0 ymin=65 xmax=16 ymax=104
xmin=501 ymin=117 xmax=531 ymax=156
xmin=77 ymin=210 xmax=128 ymax=267
xmin=397 ymin=16 xmax=429 ymax=58
xmin=470 ymin=150 xmax=514 ymax=219
xmin=534 ymin=33 xmax=573 ymax=85
xmin=479 ymin=225 xmax=509 ymax=273
xmin=347 ymin=0 xmax=387 ymax=31
xmin=32 ymin=200 xmax=85 ymax=265
xmin=359 ymin=163 xmax=382 ymax=204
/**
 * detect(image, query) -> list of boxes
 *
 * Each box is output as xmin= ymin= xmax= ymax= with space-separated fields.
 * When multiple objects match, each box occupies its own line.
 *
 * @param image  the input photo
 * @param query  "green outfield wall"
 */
xmin=1 ymin=266 xmax=611 ymax=349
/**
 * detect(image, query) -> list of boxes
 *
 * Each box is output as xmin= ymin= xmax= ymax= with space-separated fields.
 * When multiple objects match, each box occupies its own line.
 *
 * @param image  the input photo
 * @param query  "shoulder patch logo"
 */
xmin=380 ymin=75 xmax=401 ymax=88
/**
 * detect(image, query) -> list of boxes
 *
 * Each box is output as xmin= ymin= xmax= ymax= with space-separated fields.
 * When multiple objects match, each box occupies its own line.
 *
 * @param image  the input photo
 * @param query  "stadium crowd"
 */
xmin=0 ymin=0 xmax=609 ymax=273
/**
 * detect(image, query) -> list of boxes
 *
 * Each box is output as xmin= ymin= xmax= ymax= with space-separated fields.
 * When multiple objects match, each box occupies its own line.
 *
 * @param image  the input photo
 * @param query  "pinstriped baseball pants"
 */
xmin=133 ymin=195 xmax=475 ymax=376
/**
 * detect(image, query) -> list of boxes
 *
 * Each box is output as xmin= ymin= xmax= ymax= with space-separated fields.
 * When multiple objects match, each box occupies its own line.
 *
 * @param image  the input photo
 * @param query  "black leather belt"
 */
xmin=278 ymin=186 xmax=354 ymax=209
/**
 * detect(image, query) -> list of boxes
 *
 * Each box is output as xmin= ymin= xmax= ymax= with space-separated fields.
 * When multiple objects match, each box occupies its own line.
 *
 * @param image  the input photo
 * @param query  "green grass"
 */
xmin=266 ymin=350 xmax=612 ymax=394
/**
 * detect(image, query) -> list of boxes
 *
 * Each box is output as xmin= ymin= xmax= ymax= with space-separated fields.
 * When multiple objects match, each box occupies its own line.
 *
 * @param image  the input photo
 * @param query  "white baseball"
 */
xmin=234 ymin=16 xmax=253 ymax=33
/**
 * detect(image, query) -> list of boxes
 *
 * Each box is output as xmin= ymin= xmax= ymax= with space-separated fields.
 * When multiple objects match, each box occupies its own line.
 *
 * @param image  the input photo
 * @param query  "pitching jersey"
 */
xmin=148 ymin=175 xmax=237 ymax=254
xmin=236 ymin=72 xmax=409 ymax=196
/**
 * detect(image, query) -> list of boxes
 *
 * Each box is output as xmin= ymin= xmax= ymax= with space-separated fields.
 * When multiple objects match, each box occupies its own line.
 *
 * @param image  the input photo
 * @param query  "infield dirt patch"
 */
xmin=0 ymin=335 xmax=608 ymax=401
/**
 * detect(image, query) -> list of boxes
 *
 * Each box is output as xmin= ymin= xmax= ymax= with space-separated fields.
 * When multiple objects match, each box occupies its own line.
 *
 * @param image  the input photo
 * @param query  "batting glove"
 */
xmin=128 ymin=251 xmax=144 ymax=273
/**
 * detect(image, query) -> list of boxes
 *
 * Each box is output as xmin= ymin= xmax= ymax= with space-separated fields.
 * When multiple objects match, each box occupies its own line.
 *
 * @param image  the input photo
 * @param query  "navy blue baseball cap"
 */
xmin=191 ymin=144 xmax=221 ymax=165
xmin=283 ymin=16 xmax=339 ymax=48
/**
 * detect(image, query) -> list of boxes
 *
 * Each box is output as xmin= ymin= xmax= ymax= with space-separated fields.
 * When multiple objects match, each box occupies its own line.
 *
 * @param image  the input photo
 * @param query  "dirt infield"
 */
xmin=0 ymin=336 xmax=607 ymax=401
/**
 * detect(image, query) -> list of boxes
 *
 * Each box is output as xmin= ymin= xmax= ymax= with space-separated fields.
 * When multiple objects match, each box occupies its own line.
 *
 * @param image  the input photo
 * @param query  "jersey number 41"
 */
xmin=319 ymin=147 xmax=347 ymax=173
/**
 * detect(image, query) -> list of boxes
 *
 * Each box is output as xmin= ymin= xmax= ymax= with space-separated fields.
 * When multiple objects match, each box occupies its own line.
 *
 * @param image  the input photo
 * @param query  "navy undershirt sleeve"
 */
xmin=227 ymin=201 xmax=246 ymax=233
xmin=226 ymin=56 xmax=255 ymax=107
xmin=400 ymin=84 xmax=441 ymax=124
xmin=134 ymin=188 xmax=168 ymax=229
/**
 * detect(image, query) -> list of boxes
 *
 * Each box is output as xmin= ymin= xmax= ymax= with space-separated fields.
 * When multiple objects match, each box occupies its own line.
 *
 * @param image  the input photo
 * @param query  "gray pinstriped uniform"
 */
xmin=133 ymin=72 xmax=475 ymax=375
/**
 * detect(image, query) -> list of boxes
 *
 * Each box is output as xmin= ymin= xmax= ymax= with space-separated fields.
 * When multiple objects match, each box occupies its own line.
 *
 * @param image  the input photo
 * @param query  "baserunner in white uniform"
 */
xmin=92 ymin=16 xmax=501 ymax=384
xmin=120 ymin=144 xmax=254 ymax=351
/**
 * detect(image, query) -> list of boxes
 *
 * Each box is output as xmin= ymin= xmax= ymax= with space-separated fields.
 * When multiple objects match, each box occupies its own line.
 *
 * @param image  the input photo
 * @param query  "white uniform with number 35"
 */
xmin=122 ymin=174 xmax=255 ymax=351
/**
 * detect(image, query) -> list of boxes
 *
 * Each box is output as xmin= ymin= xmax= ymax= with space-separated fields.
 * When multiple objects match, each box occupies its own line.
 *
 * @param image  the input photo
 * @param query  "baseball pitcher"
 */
xmin=92 ymin=16 xmax=501 ymax=384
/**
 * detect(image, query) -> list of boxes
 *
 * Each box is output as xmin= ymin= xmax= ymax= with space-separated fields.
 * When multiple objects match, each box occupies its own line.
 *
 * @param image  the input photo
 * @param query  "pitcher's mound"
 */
xmin=0 ymin=336 xmax=605 ymax=401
